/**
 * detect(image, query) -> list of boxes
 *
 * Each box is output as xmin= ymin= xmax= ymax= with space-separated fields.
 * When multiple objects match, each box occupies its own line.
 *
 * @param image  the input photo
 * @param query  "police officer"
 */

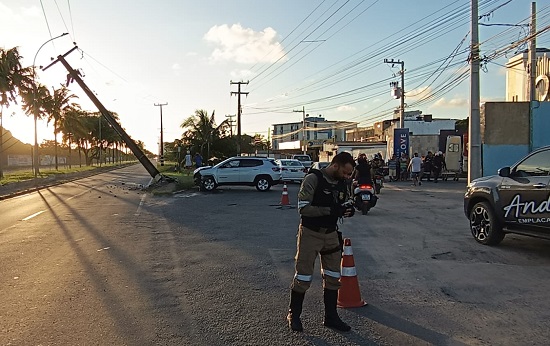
xmin=287 ymin=152 xmax=356 ymax=332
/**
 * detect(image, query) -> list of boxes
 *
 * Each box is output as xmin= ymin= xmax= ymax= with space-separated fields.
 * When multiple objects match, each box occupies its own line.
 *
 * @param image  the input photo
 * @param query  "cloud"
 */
xmin=230 ymin=69 xmax=255 ymax=79
xmin=406 ymin=86 xmax=434 ymax=101
xmin=337 ymin=105 xmax=356 ymax=112
xmin=204 ymin=23 xmax=286 ymax=64
xmin=172 ymin=63 xmax=181 ymax=70
xmin=431 ymin=97 xmax=469 ymax=109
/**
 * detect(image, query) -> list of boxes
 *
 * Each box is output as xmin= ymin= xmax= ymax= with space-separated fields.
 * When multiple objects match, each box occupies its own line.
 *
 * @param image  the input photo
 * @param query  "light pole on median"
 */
xmin=32 ymin=33 xmax=68 ymax=176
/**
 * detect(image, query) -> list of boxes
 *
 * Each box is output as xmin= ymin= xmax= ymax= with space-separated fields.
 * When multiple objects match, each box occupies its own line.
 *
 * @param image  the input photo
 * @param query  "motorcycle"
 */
xmin=373 ymin=168 xmax=384 ymax=194
xmin=352 ymin=181 xmax=377 ymax=215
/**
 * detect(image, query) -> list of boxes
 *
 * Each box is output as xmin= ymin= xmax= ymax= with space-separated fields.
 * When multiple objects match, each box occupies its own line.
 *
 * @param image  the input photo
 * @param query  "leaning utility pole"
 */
xmin=293 ymin=106 xmax=307 ymax=154
xmin=528 ymin=2 xmax=537 ymax=103
xmin=230 ymin=81 xmax=249 ymax=155
xmin=43 ymin=46 xmax=162 ymax=181
xmin=469 ymin=0 xmax=482 ymax=183
xmin=154 ymin=102 xmax=168 ymax=166
xmin=384 ymin=59 xmax=405 ymax=128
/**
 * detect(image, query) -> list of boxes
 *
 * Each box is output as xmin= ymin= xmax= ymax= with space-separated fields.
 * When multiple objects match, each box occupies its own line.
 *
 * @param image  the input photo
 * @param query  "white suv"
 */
xmin=193 ymin=157 xmax=282 ymax=192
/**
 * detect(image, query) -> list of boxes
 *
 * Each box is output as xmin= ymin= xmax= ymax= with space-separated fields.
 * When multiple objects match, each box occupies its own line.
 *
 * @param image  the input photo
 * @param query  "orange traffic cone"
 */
xmin=338 ymin=238 xmax=367 ymax=308
xmin=280 ymin=182 xmax=290 ymax=206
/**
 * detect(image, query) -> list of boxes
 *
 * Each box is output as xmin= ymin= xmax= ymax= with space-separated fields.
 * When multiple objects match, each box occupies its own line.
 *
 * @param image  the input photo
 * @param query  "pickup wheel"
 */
xmin=201 ymin=176 xmax=217 ymax=192
xmin=255 ymin=176 xmax=272 ymax=191
xmin=469 ymin=201 xmax=505 ymax=245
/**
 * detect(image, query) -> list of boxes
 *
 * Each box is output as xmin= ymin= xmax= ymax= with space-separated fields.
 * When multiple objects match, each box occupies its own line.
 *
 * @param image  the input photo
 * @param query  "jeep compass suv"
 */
xmin=193 ymin=157 xmax=282 ymax=192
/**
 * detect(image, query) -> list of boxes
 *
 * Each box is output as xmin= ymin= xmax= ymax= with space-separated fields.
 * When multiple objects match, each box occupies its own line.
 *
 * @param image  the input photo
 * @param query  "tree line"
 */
xmin=1 ymin=46 xmax=270 ymax=177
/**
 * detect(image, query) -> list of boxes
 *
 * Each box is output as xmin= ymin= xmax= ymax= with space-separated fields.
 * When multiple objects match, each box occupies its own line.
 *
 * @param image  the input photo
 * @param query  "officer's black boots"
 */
xmin=287 ymin=290 xmax=305 ymax=332
xmin=323 ymin=288 xmax=351 ymax=332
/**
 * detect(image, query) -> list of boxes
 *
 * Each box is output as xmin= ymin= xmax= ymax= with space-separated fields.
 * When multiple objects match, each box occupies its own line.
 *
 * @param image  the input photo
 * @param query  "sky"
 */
xmin=1 ymin=0 xmax=549 ymax=153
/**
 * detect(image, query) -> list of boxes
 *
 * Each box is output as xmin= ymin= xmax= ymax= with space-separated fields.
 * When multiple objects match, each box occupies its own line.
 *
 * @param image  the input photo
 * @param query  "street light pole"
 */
xmin=32 ymin=33 xmax=68 ymax=176
xmin=154 ymin=102 xmax=168 ymax=166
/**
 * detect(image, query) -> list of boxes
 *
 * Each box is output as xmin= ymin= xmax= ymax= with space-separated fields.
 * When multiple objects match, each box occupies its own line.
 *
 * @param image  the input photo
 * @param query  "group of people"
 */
xmin=387 ymin=151 xmax=447 ymax=186
xmin=183 ymin=151 xmax=203 ymax=170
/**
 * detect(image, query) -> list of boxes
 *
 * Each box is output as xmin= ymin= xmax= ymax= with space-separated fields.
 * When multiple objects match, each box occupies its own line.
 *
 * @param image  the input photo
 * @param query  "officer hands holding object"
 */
xmin=287 ymin=152 xmax=356 ymax=333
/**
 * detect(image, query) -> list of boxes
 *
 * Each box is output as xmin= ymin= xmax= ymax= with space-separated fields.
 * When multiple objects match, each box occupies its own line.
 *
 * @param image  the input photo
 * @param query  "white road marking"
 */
xmin=22 ymin=210 xmax=46 ymax=221
xmin=135 ymin=194 xmax=147 ymax=216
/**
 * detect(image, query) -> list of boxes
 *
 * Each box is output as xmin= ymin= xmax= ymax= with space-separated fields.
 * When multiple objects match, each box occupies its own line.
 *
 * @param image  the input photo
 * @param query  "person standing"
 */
xmin=408 ymin=152 xmax=423 ymax=186
xmin=194 ymin=152 xmax=203 ymax=168
xmin=288 ymin=152 xmax=356 ymax=333
xmin=399 ymin=153 xmax=409 ymax=181
xmin=422 ymin=151 xmax=434 ymax=182
xmin=184 ymin=151 xmax=192 ymax=169
xmin=387 ymin=155 xmax=397 ymax=182
xmin=432 ymin=151 xmax=443 ymax=183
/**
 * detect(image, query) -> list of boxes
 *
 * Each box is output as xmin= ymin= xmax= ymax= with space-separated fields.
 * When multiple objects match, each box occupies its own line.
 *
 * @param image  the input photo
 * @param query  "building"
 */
xmin=271 ymin=116 xmax=357 ymax=156
xmin=345 ymin=126 xmax=375 ymax=142
xmin=506 ymin=48 xmax=550 ymax=102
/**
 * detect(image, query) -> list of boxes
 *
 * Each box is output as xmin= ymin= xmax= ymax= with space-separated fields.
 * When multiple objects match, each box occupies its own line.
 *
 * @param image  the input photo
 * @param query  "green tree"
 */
xmin=0 ymin=47 xmax=32 ymax=178
xmin=180 ymin=109 xmax=229 ymax=160
xmin=44 ymin=85 xmax=79 ymax=169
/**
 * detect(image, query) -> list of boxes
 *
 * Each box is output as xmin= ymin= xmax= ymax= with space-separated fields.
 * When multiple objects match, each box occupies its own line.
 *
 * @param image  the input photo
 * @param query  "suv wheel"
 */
xmin=469 ymin=201 xmax=505 ymax=245
xmin=255 ymin=176 xmax=272 ymax=191
xmin=202 ymin=176 xmax=217 ymax=192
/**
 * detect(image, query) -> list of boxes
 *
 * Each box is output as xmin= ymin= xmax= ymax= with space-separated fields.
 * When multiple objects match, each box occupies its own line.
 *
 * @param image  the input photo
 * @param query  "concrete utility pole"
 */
xmin=528 ymin=2 xmax=537 ymax=102
xmin=154 ymin=102 xmax=168 ymax=166
xmin=230 ymin=81 xmax=249 ymax=155
xmin=43 ymin=46 xmax=162 ymax=181
xmin=293 ymin=106 xmax=307 ymax=154
xmin=469 ymin=0 xmax=482 ymax=184
xmin=384 ymin=59 xmax=405 ymax=128
xmin=225 ymin=114 xmax=236 ymax=137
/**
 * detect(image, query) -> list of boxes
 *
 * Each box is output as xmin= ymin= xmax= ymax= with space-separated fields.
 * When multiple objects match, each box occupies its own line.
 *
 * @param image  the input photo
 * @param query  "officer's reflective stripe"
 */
xmin=322 ymin=269 xmax=341 ymax=279
xmin=343 ymin=246 xmax=353 ymax=256
xmin=298 ymin=201 xmax=310 ymax=208
xmin=341 ymin=267 xmax=357 ymax=277
xmin=294 ymin=274 xmax=312 ymax=282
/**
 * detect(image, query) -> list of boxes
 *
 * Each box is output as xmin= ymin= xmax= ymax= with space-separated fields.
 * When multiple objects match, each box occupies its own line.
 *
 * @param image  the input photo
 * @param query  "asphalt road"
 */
xmin=2 ymin=166 xmax=550 ymax=345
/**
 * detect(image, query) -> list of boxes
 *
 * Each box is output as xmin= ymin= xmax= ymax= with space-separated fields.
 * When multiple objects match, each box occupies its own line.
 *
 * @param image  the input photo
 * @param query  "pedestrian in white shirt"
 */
xmin=408 ymin=153 xmax=423 ymax=186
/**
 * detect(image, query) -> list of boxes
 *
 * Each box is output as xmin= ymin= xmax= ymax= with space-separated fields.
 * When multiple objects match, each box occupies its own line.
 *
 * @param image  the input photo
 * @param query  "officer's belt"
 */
xmin=303 ymin=224 xmax=337 ymax=234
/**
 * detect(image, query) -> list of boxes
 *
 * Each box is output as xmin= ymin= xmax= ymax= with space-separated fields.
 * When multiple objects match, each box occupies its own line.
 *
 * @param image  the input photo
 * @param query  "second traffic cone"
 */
xmin=338 ymin=238 xmax=367 ymax=308
xmin=280 ymin=182 xmax=290 ymax=206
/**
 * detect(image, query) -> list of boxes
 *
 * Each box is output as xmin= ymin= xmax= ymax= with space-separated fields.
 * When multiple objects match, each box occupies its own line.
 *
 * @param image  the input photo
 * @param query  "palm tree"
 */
xmin=180 ymin=109 xmax=229 ymax=160
xmin=44 ymin=85 xmax=78 ymax=169
xmin=0 ymin=47 xmax=32 ymax=178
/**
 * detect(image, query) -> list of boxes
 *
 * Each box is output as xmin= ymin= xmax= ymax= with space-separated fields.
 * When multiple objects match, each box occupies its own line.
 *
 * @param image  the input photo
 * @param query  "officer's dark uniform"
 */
xmin=287 ymin=168 xmax=353 ymax=332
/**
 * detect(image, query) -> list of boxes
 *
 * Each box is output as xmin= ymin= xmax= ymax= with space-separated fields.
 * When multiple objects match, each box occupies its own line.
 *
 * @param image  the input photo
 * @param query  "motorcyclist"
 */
xmin=352 ymin=154 xmax=372 ymax=186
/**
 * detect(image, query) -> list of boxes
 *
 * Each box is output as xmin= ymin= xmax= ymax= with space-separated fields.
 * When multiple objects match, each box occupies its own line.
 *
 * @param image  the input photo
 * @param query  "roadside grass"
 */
xmin=156 ymin=162 xmax=196 ymax=191
xmin=0 ymin=164 xmax=109 ymax=186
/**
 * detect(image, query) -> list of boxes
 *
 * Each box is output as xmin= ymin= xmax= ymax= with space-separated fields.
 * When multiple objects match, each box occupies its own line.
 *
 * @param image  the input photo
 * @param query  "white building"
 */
xmin=506 ymin=48 xmax=550 ymax=102
xmin=272 ymin=116 xmax=357 ymax=152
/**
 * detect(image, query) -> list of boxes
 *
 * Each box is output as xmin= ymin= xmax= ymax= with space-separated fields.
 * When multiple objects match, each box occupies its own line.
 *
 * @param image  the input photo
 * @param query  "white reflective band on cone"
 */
xmin=322 ymin=269 xmax=341 ymax=278
xmin=341 ymin=267 xmax=357 ymax=277
xmin=343 ymin=246 xmax=353 ymax=256
xmin=294 ymin=274 xmax=312 ymax=282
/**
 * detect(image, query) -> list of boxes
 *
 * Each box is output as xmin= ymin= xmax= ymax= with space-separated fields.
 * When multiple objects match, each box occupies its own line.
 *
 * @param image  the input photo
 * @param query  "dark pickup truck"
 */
xmin=464 ymin=146 xmax=550 ymax=245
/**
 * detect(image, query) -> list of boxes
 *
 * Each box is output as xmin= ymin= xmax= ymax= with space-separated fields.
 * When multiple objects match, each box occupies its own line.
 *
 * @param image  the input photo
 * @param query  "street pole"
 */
xmin=528 ymin=2 xmax=537 ymax=103
xmin=384 ymin=59 xmax=405 ymax=128
xmin=230 ymin=81 xmax=249 ymax=156
xmin=468 ymin=0 xmax=482 ymax=183
xmin=293 ymin=106 xmax=307 ymax=154
xmin=32 ymin=32 xmax=69 ymax=176
xmin=98 ymin=115 xmax=102 ymax=167
xmin=154 ymin=102 xmax=168 ymax=166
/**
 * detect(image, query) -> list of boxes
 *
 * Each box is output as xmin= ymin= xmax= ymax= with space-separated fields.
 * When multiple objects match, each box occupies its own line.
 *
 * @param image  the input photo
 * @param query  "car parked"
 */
xmin=292 ymin=154 xmax=313 ymax=169
xmin=309 ymin=161 xmax=330 ymax=171
xmin=464 ymin=146 xmax=550 ymax=245
xmin=193 ymin=157 xmax=282 ymax=192
xmin=276 ymin=159 xmax=307 ymax=182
